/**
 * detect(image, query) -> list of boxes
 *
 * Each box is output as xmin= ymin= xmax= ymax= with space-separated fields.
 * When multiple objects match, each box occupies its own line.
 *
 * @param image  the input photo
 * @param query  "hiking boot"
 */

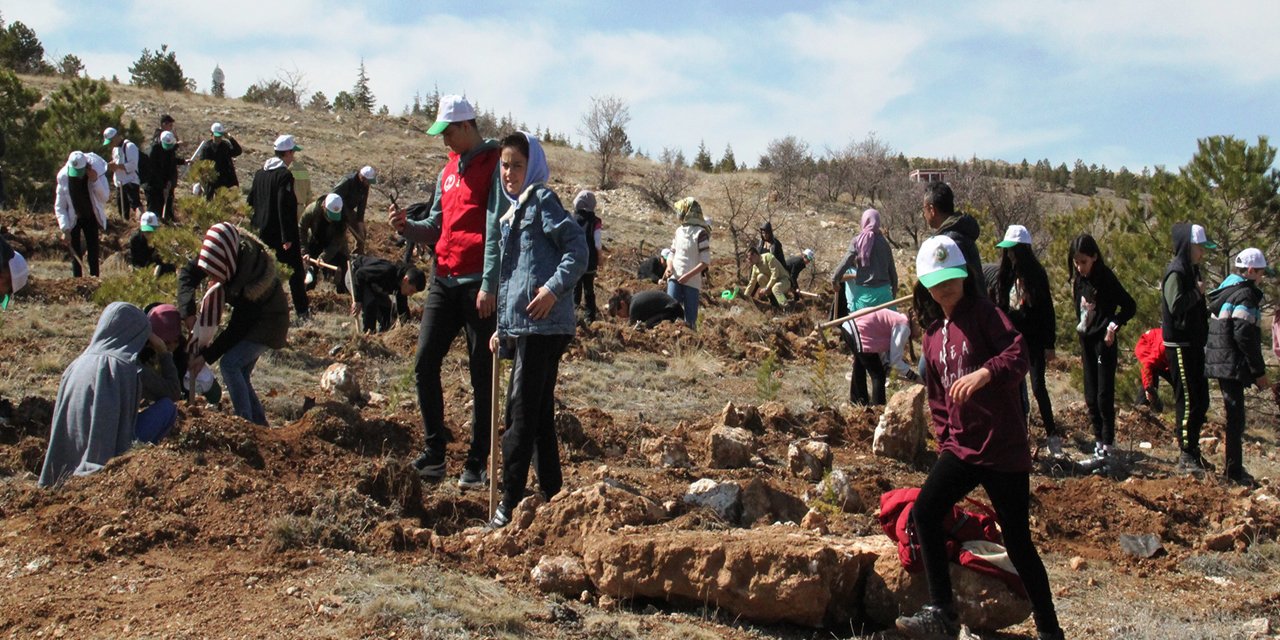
xmin=1176 ymin=451 xmax=1213 ymax=476
xmin=1227 ymin=469 xmax=1258 ymax=489
xmin=895 ymin=605 xmax=960 ymax=639
xmin=487 ymin=504 xmax=512 ymax=529
xmin=412 ymin=452 xmax=446 ymax=480
xmin=1046 ymin=435 xmax=1064 ymax=458
xmin=458 ymin=466 xmax=488 ymax=490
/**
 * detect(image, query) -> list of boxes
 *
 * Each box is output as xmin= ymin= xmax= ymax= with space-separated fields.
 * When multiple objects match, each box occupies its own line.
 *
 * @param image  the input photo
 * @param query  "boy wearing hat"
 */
xmin=54 ymin=150 xmax=110 ymax=277
xmin=332 ymin=165 xmax=377 ymax=254
xmin=1205 ymin=248 xmax=1269 ymax=487
xmin=0 ymin=236 xmax=29 ymax=310
xmin=300 ymin=193 xmax=350 ymax=293
xmin=104 ymin=127 xmax=143 ymax=222
xmin=786 ymin=248 xmax=814 ymax=292
xmin=147 ymin=129 xmax=185 ymax=222
xmin=129 ymin=211 xmax=174 ymax=275
xmin=196 ymin=123 xmax=242 ymax=200
xmin=249 ymin=134 xmax=308 ymax=318
xmin=744 ymin=243 xmax=791 ymax=309
xmin=572 ymin=189 xmax=604 ymax=322
xmin=1161 ymin=222 xmax=1215 ymax=474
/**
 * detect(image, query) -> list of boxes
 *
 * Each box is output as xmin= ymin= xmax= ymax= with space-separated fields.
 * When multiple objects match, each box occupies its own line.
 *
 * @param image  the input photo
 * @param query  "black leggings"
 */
xmin=913 ymin=451 xmax=1061 ymax=636
xmin=1080 ymin=335 xmax=1118 ymax=445
xmin=852 ymin=352 xmax=887 ymax=406
xmin=68 ymin=218 xmax=100 ymax=277
xmin=1218 ymin=378 xmax=1246 ymax=477
xmin=574 ymin=271 xmax=598 ymax=321
xmin=501 ymin=334 xmax=572 ymax=512
xmin=1028 ymin=345 xmax=1056 ymax=436
xmin=1169 ymin=344 xmax=1210 ymax=455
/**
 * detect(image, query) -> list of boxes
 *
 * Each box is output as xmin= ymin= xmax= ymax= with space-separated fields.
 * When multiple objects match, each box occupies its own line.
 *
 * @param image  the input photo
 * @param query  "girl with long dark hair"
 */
xmin=995 ymin=225 xmax=1060 ymax=455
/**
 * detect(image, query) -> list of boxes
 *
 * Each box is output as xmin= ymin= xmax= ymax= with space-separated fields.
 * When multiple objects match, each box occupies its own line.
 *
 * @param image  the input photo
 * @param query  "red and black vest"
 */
xmin=435 ymin=148 xmax=500 ymax=278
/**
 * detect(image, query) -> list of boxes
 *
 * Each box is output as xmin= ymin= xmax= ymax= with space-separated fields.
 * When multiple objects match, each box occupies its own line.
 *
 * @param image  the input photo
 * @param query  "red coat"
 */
xmin=1133 ymin=328 xmax=1168 ymax=390
xmin=435 ymin=147 xmax=500 ymax=278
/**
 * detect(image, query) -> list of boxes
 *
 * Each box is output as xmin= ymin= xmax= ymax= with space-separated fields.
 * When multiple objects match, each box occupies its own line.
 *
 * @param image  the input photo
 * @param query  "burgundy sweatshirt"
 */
xmin=922 ymin=295 xmax=1032 ymax=473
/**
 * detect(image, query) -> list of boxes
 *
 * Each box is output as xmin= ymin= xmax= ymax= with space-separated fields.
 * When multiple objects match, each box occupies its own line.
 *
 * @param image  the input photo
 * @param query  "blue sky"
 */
xmin=5 ymin=0 xmax=1277 ymax=173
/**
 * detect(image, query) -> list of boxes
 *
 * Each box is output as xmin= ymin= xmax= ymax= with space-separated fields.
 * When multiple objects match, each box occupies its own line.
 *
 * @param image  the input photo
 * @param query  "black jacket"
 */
xmin=630 ymin=290 xmax=683 ymax=329
xmin=1205 ymin=275 xmax=1266 ymax=383
xmin=637 ymin=256 xmax=665 ymax=283
xmin=575 ymin=209 xmax=601 ymax=271
xmin=996 ymin=256 xmax=1057 ymax=350
xmin=147 ymin=140 xmax=184 ymax=189
xmin=177 ymin=236 xmax=289 ymax=363
xmin=351 ymin=256 xmax=409 ymax=318
xmin=1161 ymin=223 xmax=1209 ymax=348
xmin=937 ymin=213 xmax=985 ymax=297
xmin=1072 ymin=261 xmax=1135 ymax=339
xmin=199 ymin=136 xmax=242 ymax=189
xmin=757 ymin=221 xmax=786 ymax=266
xmin=332 ymin=172 xmax=370 ymax=224
xmin=248 ymin=160 xmax=299 ymax=249
xmin=786 ymin=255 xmax=807 ymax=291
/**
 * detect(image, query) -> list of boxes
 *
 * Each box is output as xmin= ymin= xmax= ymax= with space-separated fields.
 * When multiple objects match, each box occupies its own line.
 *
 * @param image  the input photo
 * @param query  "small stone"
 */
xmin=244 ymin=576 xmax=259 ymax=586
xmin=1241 ymin=617 xmax=1271 ymax=637
xmin=579 ymin=590 xmax=591 ymax=603
xmin=598 ymin=594 xmax=618 ymax=610
xmin=285 ymin=586 xmax=299 ymax=596
xmin=684 ymin=478 xmax=742 ymax=522
xmin=800 ymin=508 xmax=829 ymax=534
xmin=1069 ymin=557 xmax=1087 ymax=571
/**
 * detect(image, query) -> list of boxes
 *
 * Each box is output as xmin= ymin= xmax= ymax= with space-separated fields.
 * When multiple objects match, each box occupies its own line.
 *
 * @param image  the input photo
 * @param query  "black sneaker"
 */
xmin=895 ymin=605 xmax=960 ymax=639
xmin=487 ymin=504 xmax=512 ymax=529
xmin=458 ymin=467 xmax=488 ymax=490
xmin=412 ymin=452 xmax=446 ymax=480
xmin=1228 ymin=470 xmax=1258 ymax=489
xmin=1176 ymin=451 xmax=1213 ymax=476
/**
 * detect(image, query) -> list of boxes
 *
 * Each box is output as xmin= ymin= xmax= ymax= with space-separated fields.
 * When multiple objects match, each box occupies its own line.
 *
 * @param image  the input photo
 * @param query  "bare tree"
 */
xmin=761 ymin=135 xmax=811 ymax=206
xmin=850 ymin=132 xmax=896 ymax=204
xmin=720 ymin=179 xmax=771 ymax=283
xmin=878 ymin=175 xmax=930 ymax=249
xmin=637 ymin=147 xmax=697 ymax=211
xmin=580 ymin=95 xmax=631 ymax=189
xmin=951 ymin=167 xmax=1044 ymax=245
xmin=277 ymin=65 xmax=308 ymax=108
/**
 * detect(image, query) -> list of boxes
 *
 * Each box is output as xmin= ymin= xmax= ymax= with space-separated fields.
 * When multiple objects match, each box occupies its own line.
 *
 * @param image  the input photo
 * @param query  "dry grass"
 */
xmin=336 ymin=563 xmax=535 ymax=638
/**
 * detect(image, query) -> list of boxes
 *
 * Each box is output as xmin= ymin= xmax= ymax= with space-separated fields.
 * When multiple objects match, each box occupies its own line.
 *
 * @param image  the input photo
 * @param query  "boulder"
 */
xmin=683 ymin=478 xmax=742 ymax=522
xmin=707 ymin=426 xmax=755 ymax=469
xmin=720 ymin=401 xmax=763 ymax=433
xmin=809 ymin=469 xmax=863 ymax=513
xmin=873 ymin=385 xmax=928 ymax=462
xmin=509 ymin=482 xmax=665 ymax=554
xmin=863 ymin=552 xmax=1032 ymax=632
xmin=640 ymin=436 xmax=691 ymax=468
xmin=800 ymin=509 xmax=829 ymax=534
xmin=531 ymin=555 xmax=591 ymax=597
xmin=788 ymin=439 xmax=833 ymax=481
xmin=583 ymin=529 xmax=890 ymax=628
xmin=739 ymin=477 xmax=806 ymax=526
xmin=320 ymin=363 xmax=361 ymax=402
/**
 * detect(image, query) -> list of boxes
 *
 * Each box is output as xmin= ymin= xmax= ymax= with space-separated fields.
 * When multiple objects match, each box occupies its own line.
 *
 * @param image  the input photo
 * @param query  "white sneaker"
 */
xmin=1046 ymin=436 xmax=1064 ymax=458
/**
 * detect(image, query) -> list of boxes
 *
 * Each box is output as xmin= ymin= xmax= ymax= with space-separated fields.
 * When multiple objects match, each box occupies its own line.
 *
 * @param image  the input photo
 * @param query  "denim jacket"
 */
xmin=496 ymin=183 xmax=587 ymax=337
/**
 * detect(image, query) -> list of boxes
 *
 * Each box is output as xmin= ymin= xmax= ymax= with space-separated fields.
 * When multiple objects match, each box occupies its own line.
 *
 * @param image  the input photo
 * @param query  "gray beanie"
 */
xmin=573 ymin=189 xmax=597 ymax=212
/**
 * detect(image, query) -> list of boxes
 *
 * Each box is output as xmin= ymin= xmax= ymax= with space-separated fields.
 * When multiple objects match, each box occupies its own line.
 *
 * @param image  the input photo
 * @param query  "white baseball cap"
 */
xmin=273 ymin=134 xmax=301 ymax=152
xmin=1234 ymin=248 xmax=1267 ymax=270
xmin=66 ymin=151 xmax=88 ymax=177
xmin=140 ymin=211 xmax=161 ymax=232
xmin=802 ymin=248 xmax=815 ymax=261
xmin=428 ymin=95 xmax=476 ymax=135
xmin=102 ymin=127 xmax=118 ymax=146
xmin=1190 ymin=224 xmax=1217 ymax=249
xmin=359 ymin=165 xmax=377 ymax=184
xmin=996 ymin=224 xmax=1032 ymax=248
xmin=323 ymin=193 xmax=344 ymax=221
xmin=916 ymin=235 xmax=969 ymax=288
xmin=159 ymin=130 xmax=177 ymax=147
xmin=210 ymin=122 xmax=225 ymax=136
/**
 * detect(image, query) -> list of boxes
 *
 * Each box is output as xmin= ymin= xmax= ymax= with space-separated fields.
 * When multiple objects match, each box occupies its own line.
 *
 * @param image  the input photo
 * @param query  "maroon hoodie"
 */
xmin=922 ymin=295 xmax=1032 ymax=473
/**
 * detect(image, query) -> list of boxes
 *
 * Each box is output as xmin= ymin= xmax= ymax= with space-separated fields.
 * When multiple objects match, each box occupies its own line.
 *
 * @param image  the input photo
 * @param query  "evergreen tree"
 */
xmin=1071 ymin=159 xmax=1096 ymax=195
xmin=0 ymin=69 xmax=50 ymax=204
xmin=306 ymin=91 xmax=331 ymax=112
xmin=333 ymin=91 xmax=357 ymax=112
xmin=1052 ymin=162 xmax=1070 ymax=190
xmin=693 ymin=139 xmax=714 ymax=172
xmin=717 ymin=143 xmax=738 ymax=173
xmin=352 ymin=60 xmax=375 ymax=114
xmin=0 ymin=17 xmax=52 ymax=74
xmin=129 ymin=44 xmax=193 ymax=91
xmin=56 ymin=54 xmax=84 ymax=79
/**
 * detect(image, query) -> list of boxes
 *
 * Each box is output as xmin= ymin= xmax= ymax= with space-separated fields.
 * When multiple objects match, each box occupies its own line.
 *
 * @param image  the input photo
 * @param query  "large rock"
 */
xmin=873 ymin=385 xmax=928 ymax=462
xmin=863 ymin=552 xmax=1032 ymax=632
xmin=319 ymin=363 xmax=361 ymax=402
xmin=788 ymin=439 xmax=833 ymax=481
xmin=707 ymin=426 xmax=755 ymax=468
xmin=683 ymin=478 xmax=742 ymax=522
xmin=531 ymin=554 xmax=591 ymax=597
xmin=720 ymin=401 xmax=763 ymax=433
xmin=640 ymin=436 xmax=691 ymax=468
xmin=512 ymin=482 xmax=665 ymax=554
xmin=583 ymin=529 xmax=891 ymax=628
xmin=808 ymin=469 xmax=863 ymax=513
xmin=739 ymin=477 xmax=807 ymax=526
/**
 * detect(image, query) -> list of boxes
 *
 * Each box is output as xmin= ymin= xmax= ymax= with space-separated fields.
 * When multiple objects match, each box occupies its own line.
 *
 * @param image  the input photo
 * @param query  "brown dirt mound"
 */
xmin=20 ymin=276 xmax=101 ymax=304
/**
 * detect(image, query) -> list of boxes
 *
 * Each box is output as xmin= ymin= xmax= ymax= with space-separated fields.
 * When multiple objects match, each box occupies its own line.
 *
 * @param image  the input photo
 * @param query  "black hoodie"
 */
xmin=1160 ymin=223 xmax=1209 ymax=348
xmin=937 ymin=213 xmax=986 ymax=299
xmin=757 ymin=221 xmax=786 ymax=266
xmin=1205 ymin=274 xmax=1265 ymax=383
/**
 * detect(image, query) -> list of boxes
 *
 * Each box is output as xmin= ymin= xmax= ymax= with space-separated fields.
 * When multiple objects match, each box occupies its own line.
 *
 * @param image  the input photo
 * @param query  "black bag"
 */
xmin=133 ymin=143 xmax=153 ymax=184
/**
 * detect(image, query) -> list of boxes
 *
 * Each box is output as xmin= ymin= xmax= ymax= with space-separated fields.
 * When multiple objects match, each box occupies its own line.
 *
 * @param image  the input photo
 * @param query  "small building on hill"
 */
xmin=909 ymin=168 xmax=950 ymax=183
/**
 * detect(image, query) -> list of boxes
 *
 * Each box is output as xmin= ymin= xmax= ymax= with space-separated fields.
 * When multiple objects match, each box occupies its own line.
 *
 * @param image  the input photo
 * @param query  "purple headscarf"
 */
xmin=852 ymin=208 xmax=881 ymax=267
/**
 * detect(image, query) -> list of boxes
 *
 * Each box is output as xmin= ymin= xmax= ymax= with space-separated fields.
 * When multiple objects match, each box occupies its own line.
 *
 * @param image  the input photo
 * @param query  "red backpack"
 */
xmin=878 ymin=488 xmax=1024 ymax=593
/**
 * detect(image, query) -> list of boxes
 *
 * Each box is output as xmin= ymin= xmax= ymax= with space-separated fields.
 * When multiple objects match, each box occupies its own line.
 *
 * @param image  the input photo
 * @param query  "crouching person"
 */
xmin=488 ymin=132 xmax=587 ymax=528
xmin=178 ymin=223 xmax=289 ymax=426
xmin=744 ymin=244 xmax=791 ymax=308
xmin=39 ymin=303 xmax=174 ymax=487
xmin=347 ymin=255 xmax=426 ymax=333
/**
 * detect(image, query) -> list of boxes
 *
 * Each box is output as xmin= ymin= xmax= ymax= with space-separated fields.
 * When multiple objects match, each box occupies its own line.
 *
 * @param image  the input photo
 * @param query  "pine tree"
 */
xmin=717 ymin=143 xmax=738 ymax=173
xmin=693 ymin=139 xmax=714 ymax=172
xmin=352 ymin=60 xmax=375 ymax=114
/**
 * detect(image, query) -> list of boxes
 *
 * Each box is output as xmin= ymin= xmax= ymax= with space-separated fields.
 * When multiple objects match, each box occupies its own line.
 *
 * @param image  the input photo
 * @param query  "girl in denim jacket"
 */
xmin=487 ymin=132 xmax=587 ymax=527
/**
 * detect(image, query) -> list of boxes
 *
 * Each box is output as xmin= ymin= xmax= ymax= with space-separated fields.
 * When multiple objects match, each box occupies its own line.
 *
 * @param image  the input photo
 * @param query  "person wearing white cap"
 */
xmin=146 ymin=129 xmax=185 ymax=222
xmin=993 ymin=225 xmax=1062 ymax=456
xmin=0 ymin=236 xmax=28 ymax=310
xmin=249 ymin=134 xmax=308 ymax=319
xmin=104 ymin=127 xmax=143 ymax=222
xmin=388 ymin=93 xmax=509 ymax=484
xmin=54 ymin=150 xmax=110 ymax=277
xmin=1161 ymin=222 xmax=1215 ymax=474
xmin=299 ymin=193 xmax=350 ymax=293
xmin=785 ymin=247 xmax=814 ymax=292
xmin=332 ymin=165 xmax=377 ymax=254
xmin=896 ymin=234 xmax=1064 ymax=640
xmin=1204 ymin=247 xmax=1270 ymax=488
xmin=195 ymin=122 xmax=242 ymax=200
xmin=128 ymin=211 xmax=173 ymax=276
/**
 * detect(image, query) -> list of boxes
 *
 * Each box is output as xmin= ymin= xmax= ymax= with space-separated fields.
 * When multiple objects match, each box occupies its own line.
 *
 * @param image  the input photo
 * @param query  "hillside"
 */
xmin=0 ymin=80 xmax=1278 ymax=640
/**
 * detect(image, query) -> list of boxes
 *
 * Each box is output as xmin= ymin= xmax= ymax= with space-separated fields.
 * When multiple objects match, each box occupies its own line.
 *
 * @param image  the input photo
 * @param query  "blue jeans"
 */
xmin=220 ymin=341 xmax=268 ymax=425
xmin=135 ymin=397 xmax=177 ymax=444
xmin=666 ymin=280 xmax=700 ymax=330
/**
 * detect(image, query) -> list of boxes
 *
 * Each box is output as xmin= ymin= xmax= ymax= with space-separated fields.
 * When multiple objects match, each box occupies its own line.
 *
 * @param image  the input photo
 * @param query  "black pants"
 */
xmin=1027 ymin=345 xmax=1056 ymax=436
xmin=68 ymin=218 xmax=100 ymax=277
xmin=1218 ymin=378 xmax=1247 ymax=478
xmin=1169 ymin=344 xmax=1210 ymax=455
xmin=573 ymin=271 xmax=598 ymax=322
xmin=117 ymin=183 xmax=142 ymax=220
xmin=414 ymin=279 xmax=496 ymax=471
xmin=361 ymin=295 xmax=393 ymax=334
xmin=501 ymin=334 xmax=572 ymax=512
xmin=304 ymin=250 xmax=349 ymax=295
xmin=273 ymin=244 xmax=309 ymax=318
xmin=1080 ymin=335 xmax=1118 ymax=445
xmin=0 ymin=168 xmax=6 ymax=208
xmin=145 ymin=183 xmax=176 ymax=222
xmin=852 ymin=351 xmax=887 ymax=406
xmin=913 ymin=451 xmax=1061 ymax=636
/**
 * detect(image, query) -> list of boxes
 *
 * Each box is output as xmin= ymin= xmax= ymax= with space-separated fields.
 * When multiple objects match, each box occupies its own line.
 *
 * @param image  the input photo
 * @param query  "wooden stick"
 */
xmin=795 ymin=290 xmax=822 ymax=300
xmin=488 ymin=347 xmax=501 ymax=521
xmin=817 ymin=294 xmax=913 ymax=330
xmin=303 ymin=255 xmax=339 ymax=272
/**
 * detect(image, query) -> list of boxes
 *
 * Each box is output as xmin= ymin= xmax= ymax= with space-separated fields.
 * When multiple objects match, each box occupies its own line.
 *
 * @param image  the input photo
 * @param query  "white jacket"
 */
xmin=54 ymin=153 xmax=110 ymax=232
xmin=111 ymin=140 xmax=140 ymax=186
xmin=669 ymin=224 xmax=712 ymax=290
